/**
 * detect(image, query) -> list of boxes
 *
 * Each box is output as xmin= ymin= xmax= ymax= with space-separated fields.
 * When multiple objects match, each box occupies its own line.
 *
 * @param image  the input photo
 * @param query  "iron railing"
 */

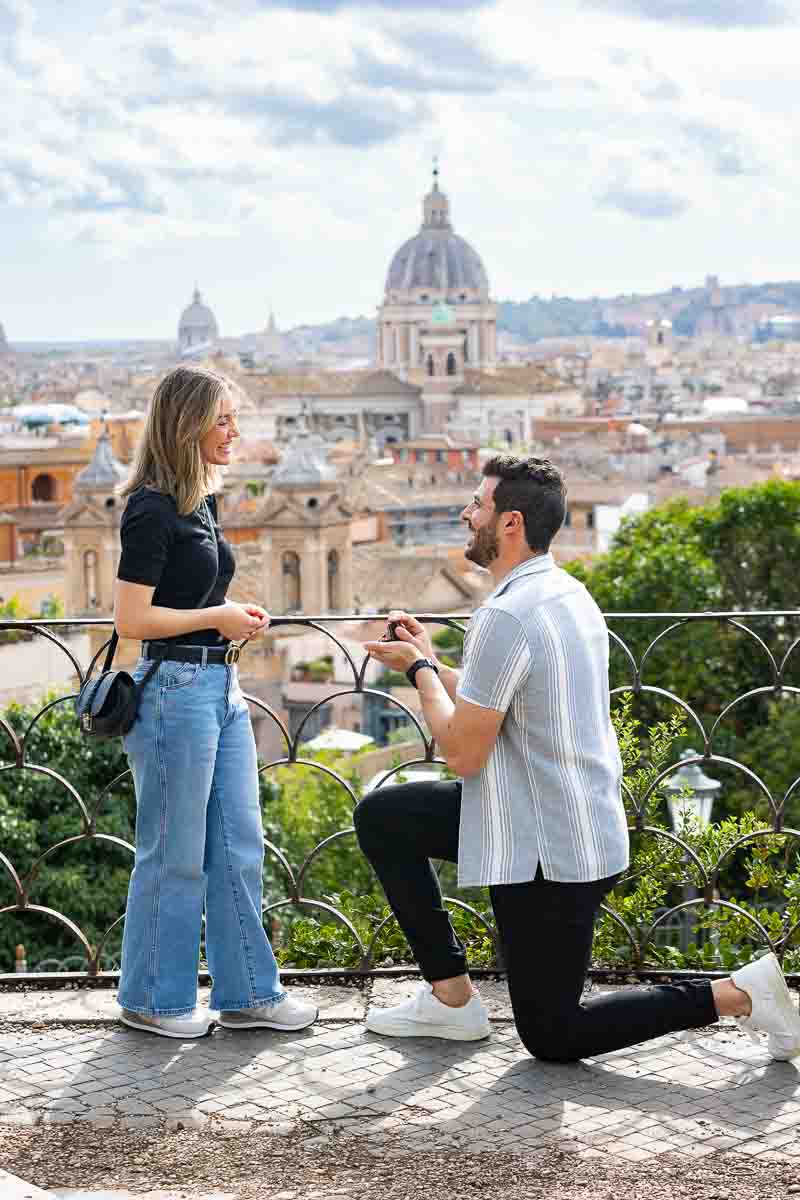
xmin=2 ymin=610 xmax=800 ymax=986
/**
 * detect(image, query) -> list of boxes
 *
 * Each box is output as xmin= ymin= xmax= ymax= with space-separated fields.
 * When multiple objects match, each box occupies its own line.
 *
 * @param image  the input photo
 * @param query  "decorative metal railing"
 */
xmin=2 ymin=610 xmax=800 ymax=984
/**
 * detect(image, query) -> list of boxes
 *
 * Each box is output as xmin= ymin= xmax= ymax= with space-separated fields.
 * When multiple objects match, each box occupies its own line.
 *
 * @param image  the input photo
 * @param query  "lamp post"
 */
xmin=664 ymin=750 xmax=722 ymax=952
xmin=664 ymin=750 xmax=722 ymax=832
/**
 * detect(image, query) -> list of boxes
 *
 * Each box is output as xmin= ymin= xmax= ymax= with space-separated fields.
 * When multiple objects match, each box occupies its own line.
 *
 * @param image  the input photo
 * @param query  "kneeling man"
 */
xmin=357 ymin=455 xmax=800 ymax=1062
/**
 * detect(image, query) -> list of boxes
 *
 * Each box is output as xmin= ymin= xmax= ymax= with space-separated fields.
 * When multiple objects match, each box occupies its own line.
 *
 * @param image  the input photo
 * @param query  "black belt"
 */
xmin=141 ymin=640 xmax=242 ymax=666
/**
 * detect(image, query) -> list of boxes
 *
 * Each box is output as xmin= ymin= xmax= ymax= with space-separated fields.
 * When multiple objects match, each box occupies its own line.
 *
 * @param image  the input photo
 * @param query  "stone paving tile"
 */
xmin=4 ymin=997 xmax=800 ymax=1167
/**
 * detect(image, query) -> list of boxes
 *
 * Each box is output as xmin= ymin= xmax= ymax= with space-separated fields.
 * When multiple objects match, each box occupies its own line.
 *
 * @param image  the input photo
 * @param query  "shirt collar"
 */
xmin=487 ymin=552 xmax=555 ymax=600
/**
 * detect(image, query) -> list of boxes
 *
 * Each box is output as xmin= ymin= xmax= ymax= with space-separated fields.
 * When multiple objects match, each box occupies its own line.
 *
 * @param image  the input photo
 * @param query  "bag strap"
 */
xmin=101 ymin=629 xmax=120 ymax=674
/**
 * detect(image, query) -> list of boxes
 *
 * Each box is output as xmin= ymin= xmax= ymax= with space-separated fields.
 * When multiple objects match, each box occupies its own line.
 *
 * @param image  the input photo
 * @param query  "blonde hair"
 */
xmin=123 ymin=365 xmax=236 ymax=515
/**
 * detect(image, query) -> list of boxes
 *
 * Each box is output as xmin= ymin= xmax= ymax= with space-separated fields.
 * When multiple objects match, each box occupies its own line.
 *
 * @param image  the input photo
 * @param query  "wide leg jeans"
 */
xmin=118 ymin=656 xmax=285 ymax=1016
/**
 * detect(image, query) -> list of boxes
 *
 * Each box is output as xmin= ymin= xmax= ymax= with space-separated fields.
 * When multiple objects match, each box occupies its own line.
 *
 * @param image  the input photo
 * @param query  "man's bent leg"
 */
xmin=355 ymin=780 xmax=490 ymax=1040
xmin=354 ymin=779 xmax=464 ymax=981
xmin=492 ymin=871 xmax=717 ymax=1062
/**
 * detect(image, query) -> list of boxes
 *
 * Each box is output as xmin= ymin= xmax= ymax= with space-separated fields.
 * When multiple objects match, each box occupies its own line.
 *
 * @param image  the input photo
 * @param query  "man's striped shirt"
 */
xmin=455 ymin=554 xmax=630 ymax=887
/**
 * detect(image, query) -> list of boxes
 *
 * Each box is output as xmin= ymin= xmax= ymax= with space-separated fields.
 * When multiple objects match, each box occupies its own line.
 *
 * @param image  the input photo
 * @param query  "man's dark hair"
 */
xmin=482 ymin=456 xmax=567 ymax=552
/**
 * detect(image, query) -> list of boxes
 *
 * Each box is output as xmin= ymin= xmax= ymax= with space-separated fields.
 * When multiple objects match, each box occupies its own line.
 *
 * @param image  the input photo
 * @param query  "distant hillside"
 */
xmin=285 ymin=278 xmax=800 ymax=346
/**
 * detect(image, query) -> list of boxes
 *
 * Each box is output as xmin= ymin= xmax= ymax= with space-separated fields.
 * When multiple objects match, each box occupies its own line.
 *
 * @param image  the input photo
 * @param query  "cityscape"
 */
xmin=3 ymin=164 xmax=800 ymax=743
xmin=4 ymin=0 xmax=800 ymax=1194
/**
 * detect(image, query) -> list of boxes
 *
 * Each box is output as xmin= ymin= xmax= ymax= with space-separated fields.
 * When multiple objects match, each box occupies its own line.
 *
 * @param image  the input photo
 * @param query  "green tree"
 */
xmin=566 ymin=482 xmax=800 ymax=736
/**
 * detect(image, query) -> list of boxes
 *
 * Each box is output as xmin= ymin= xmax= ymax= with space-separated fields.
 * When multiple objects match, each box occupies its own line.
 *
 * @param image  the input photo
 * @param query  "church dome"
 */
xmin=384 ymin=170 xmax=489 ymax=298
xmin=178 ymin=287 xmax=219 ymax=351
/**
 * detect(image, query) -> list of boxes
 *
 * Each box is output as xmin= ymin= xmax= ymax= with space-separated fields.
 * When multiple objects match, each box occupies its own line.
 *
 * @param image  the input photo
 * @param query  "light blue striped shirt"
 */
xmin=455 ymin=553 xmax=630 ymax=887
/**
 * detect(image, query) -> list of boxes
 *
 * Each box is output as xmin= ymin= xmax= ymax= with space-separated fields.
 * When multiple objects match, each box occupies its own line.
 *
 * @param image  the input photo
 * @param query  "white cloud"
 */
xmin=2 ymin=0 xmax=800 ymax=339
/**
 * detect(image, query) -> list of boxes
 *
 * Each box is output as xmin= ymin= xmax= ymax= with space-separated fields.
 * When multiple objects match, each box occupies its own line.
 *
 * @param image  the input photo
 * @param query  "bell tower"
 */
xmin=61 ymin=430 xmax=127 ymax=625
xmin=259 ymin=414 xmax=354 ymax=615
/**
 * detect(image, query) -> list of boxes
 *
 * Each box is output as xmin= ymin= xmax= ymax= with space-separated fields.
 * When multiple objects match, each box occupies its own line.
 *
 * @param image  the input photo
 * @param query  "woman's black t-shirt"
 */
xmin=117 ymin=486 xmax=236 ymax=646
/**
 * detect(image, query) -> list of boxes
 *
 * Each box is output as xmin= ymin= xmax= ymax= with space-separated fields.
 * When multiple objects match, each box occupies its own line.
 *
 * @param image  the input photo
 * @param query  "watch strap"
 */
xmin=406 ymin=658 xmax=440 ymax=687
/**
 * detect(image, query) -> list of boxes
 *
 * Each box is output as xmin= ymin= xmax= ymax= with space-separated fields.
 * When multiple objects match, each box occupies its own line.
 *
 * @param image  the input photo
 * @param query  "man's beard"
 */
xmin=465 ymin=519 xmax=499 ymax=568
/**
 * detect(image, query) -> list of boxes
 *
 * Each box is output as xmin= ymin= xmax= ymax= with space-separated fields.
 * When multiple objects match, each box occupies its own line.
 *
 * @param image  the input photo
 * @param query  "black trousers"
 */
xmin=354 ymin=780 xmax=718 ymax=1062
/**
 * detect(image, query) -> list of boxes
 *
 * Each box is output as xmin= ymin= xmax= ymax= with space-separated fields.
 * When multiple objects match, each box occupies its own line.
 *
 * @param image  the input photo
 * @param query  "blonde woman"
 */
xmin=114 ymin=364 xmax=317 ymax=1038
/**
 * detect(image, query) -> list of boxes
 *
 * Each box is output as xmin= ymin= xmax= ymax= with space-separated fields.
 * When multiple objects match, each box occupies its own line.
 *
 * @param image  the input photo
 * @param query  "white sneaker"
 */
xmin=731 ymin=952 xmax=800 ymax=1060
xmin=365 ymin=982 xmax=491 ymax=1041
xmin=120 ymin=1007 xmax=212 ymax=1039
xmin=218 ymin=995 xmax=318 ymax=1031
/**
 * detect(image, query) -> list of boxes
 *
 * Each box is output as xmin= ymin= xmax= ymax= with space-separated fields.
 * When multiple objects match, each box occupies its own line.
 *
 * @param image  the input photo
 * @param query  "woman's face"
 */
xmin=199 ymin=389 xmax=240 ymax=466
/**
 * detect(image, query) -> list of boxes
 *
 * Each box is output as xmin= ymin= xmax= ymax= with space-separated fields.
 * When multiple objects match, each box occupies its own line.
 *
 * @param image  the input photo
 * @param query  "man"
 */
xmin=357 ymin=455 xmax=800 ymax=1061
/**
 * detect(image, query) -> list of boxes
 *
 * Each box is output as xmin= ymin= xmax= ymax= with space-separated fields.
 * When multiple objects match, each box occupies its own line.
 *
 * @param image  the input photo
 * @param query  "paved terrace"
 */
xmin=4 ymin=980 xmax=800 ymax=1199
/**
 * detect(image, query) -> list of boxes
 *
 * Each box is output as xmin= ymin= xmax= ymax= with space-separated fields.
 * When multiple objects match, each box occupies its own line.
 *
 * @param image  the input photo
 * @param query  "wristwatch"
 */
xmin=406 ymin=658 xmax=440 ymax=688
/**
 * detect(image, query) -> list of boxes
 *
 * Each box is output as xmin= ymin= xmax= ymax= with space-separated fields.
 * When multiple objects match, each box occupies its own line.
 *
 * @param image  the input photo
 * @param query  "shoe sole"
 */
xmin=768 ymin=1043 xmax=800 ymax=1061
xmin=738 ymin=954 xmax=800 ymax=1058
xmin=365 ymin=1018 xmax=491 ymax=1041
xmin=120 ymin=1013 xmax=213 ymax=1039
xmin=218 ymin=1009 xmax=319 ymax=1032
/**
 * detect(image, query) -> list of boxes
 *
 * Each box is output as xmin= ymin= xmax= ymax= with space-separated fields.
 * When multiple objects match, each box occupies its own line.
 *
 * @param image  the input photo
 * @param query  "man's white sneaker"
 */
xmin=731 ymin=952 xmax=800 ymax=1060
xmin=120 ymin=1008 xmax=212 ymax=1039
xmin=365 ymin=982 xmax=491 ymax=1041
xmin=218 ymin=995 xmax=318 ymax=1031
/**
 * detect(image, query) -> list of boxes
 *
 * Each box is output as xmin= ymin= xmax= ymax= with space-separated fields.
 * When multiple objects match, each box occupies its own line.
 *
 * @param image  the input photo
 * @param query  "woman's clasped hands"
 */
xmin=216 ymin=599 xmax=271 ymax=643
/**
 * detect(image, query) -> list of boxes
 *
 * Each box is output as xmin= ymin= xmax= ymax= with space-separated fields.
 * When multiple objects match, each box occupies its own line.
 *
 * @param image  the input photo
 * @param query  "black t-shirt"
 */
xmin=117 ymin=486 xmax=236 ymax=646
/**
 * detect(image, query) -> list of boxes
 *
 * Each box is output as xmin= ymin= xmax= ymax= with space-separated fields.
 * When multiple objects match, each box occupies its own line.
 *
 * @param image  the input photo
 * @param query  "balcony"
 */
xmin=2 ymin=608 xmax=800 ymax=986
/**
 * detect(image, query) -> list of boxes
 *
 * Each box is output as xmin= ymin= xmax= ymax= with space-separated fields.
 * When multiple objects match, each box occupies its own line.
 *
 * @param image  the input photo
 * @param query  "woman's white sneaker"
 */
xmin=120 ymin=1008 xmax=213 ymax=1039
xmin=219 ymin=995 xmax=318 ymax=1031
xmin=731 ymin=952 xmax=800 ymax=1060
xmin=365 ymin=982 xmax=491 ymax=1041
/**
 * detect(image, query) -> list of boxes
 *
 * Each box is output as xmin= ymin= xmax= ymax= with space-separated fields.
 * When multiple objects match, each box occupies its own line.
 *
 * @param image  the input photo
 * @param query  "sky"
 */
xmin=2 ymin=0 xmax=800 ymax=341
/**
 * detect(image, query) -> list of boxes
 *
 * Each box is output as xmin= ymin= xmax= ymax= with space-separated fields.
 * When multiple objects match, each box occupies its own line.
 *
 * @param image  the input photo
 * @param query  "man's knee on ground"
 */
xmin=516 ymin=1019 xmax=583 ymax=1063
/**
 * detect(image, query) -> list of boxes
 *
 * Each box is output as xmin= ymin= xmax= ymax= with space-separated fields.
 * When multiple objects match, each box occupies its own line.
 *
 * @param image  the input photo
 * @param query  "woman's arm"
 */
xmin=114 ymin=581 xmax=268 ymax=642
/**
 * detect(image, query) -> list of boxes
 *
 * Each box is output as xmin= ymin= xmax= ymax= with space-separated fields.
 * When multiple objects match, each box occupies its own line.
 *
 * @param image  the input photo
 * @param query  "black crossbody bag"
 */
xmin=75 ymin=498 xmax=220 ymax=739
xmin=75 ymin=632 xmax=164 ymax=739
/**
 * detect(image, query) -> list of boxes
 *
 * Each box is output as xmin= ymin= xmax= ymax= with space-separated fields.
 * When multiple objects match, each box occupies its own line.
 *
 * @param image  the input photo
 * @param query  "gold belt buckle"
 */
xmin=224 ymin=642 xmax=241 ymax=666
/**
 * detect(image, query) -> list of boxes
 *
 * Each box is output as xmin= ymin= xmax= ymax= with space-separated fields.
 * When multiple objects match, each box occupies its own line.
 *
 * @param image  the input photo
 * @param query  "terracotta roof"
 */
xmin=393 ymin=436 xmax=478 ymax=450
xmin=352 ymin=370 xmax=422 ymax=396
xmin=454 ymin=366 xmax=561 ymax=396
xmin=351 ymin=544 xmax=484 ymax=612
xmin=244 ymin=368 xmax=420 ymax=399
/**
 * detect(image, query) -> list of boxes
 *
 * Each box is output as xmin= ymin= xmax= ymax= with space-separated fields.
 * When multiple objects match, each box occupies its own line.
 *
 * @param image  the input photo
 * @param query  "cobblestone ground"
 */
xmin=3 ymin=981 xmax=800 ymax=1198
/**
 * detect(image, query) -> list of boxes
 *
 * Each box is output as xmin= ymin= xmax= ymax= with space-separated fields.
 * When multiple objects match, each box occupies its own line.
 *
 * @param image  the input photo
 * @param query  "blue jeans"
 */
xmin=118 ymin=656 xmax=285 ymax=1016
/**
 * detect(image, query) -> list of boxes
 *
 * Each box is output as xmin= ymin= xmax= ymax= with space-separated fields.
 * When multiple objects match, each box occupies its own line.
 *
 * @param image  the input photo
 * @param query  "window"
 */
xmin=446 ymin=352 xmax=457 ymax=375
xmin=31 ymin=474 xmax=55 ymax=502
xmin=83 ymin=549 xmax=98 ymax=611
xmin=327 ymin=549 xmax=339 ymax=611
xmin=282 ymin=551 xmax=301 ymax=612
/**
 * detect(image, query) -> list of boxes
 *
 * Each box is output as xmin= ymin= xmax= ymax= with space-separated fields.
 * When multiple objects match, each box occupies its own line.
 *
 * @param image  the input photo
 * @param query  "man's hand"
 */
xmin=363 ymin=623 xmax=422 ymax=673
xmin=382 ymin=610 xmax=436 ymax=660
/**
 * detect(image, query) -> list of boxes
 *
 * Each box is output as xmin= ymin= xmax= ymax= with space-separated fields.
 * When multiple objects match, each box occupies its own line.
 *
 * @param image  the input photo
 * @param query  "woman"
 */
xmin=114 ymin=364 xmax=317 ymax=1038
